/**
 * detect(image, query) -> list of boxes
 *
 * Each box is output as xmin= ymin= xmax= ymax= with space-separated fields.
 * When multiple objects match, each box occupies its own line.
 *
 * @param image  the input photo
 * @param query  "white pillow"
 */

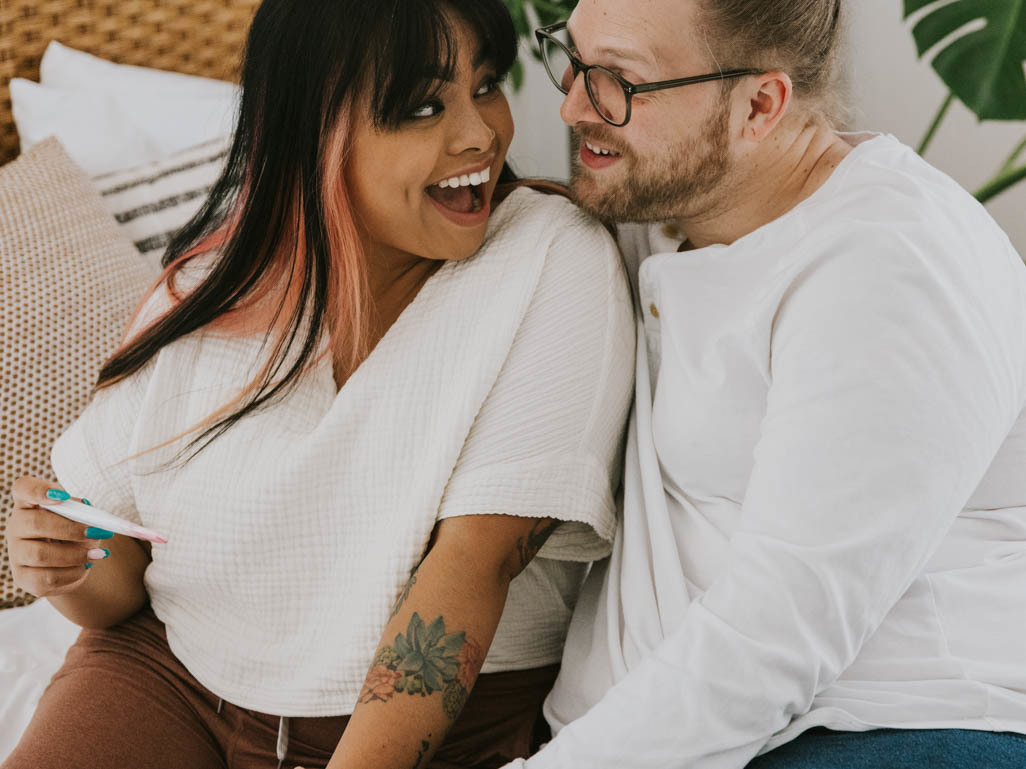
xmin=10 ymin=78 xmax=237 ymax=176
xmin=40 ymin=41 xmax=237 ymax=100
xmin=93 ymin=136 xmax=231 ymax=267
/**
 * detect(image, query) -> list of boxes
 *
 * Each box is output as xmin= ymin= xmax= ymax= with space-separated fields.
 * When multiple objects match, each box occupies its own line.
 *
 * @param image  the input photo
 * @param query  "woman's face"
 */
xmin=347 ymin=21 xmax=515 ymax=267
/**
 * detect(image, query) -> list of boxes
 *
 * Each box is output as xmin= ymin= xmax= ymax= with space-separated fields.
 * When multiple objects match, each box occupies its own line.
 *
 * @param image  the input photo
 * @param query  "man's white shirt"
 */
xmin=508 ymin=134 xmax=1026 ymax=769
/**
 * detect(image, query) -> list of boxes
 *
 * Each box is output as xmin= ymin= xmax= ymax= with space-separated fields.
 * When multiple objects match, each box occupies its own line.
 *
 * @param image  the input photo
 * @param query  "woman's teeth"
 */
xmin=436 ymin=167 xmax=491 ymax=189
xmin=585 ymin=141 xmax=619 ymax=156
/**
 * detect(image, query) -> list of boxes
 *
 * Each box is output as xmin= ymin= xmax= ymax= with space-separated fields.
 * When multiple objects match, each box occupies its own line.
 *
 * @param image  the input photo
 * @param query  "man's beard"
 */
xmin=569 ymin=101 xmax=733 ymax=223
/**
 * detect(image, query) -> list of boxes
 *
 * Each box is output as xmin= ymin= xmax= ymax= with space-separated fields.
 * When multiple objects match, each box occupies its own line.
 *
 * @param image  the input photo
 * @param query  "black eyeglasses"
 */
xmin=534 ymin=21 xmax=763 ymax=127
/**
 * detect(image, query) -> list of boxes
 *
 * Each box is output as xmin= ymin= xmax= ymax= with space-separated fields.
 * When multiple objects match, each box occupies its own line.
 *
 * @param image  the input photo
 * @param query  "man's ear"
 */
xmin=740 ymin=71 xmax=792 ymax=141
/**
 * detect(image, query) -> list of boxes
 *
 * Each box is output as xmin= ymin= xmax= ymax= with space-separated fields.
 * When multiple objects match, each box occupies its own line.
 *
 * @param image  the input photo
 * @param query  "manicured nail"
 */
xmin=82 ymin=498 xmax=92 ymax=506
xmin=46 ymin=489 xmax=70 ymax=501
xmin=87 ymin=548 xmax=110 ymax=560
xmin=84 ymin=563 xmax=92 ymax=570
xmin=85 ymin=528 xmax=114 ymax=540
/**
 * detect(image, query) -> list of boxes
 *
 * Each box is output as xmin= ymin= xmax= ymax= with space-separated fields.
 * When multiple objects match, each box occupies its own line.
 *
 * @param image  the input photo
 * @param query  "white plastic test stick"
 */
xmin=42 ymin=499 xmax=169 ymax=544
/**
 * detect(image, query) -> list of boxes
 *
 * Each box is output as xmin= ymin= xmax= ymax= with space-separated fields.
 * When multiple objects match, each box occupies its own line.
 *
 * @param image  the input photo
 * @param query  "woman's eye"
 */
xmin=410 ymin=101 xmax=443 ymax=119
xmin=475 ymin=76 xmax=504 ymax=97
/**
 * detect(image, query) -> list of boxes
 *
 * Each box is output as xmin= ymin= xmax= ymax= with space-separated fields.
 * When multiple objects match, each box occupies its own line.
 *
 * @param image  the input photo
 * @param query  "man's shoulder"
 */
xmin=810 ymin=133 xmax=990 ymax=233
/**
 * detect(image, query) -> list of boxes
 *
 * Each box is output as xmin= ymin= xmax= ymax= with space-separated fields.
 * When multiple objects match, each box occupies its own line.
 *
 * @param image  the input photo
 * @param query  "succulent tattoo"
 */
xmin=360 ymin=612 xmax=484 ymax=721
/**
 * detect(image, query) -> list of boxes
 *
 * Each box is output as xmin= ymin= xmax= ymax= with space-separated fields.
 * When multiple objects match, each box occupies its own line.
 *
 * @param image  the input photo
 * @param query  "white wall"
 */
xmin=847 ymin=0 xmax=1025 ymax=253
xmin=506 ymin=4 xmax=1025 ymax=253
xmin=505 ymin=47 xmax=572 ymax=182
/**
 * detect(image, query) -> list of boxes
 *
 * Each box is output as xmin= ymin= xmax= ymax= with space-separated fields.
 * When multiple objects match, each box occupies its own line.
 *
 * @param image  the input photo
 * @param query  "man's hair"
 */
xmin=699 ymin=0 xmax=847 ymax=124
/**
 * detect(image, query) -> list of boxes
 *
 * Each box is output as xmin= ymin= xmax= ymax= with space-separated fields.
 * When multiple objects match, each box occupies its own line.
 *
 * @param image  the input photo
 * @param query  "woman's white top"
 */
xmin=520 ymin=134 xmax=1026 ymax=769
xmin=51 ymin=187 xmax=636 ymax=717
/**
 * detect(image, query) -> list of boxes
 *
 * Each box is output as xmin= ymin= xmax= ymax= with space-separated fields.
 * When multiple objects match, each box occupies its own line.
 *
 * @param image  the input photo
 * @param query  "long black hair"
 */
xmin=96 ymin=0 xmax=519 ymax=460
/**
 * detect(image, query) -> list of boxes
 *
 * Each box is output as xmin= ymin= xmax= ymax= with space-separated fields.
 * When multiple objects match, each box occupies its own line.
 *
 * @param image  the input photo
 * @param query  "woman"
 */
xmin=2 ymin=2 xmax=634 ymax=768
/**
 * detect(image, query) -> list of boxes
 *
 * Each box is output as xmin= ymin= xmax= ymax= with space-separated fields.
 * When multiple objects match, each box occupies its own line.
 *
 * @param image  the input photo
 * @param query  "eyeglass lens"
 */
xmin=539 ymin=31 xmax=629 ymax=125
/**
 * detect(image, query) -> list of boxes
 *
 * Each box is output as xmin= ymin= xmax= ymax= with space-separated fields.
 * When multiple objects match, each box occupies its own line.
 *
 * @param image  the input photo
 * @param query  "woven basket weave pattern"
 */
xmin=0 ymin=0 xmax=259 ymax=166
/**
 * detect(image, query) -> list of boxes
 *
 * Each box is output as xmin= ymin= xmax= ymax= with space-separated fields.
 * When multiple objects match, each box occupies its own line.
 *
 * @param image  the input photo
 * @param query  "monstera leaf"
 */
xmin=904 ymin=0 xmax=1026 ymax=121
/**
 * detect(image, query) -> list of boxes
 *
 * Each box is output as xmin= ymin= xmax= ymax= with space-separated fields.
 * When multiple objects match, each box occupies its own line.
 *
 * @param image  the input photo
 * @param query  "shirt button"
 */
xmin=649 ymin=303 xmax=660 ymax=318
xmin=661 ymin=223 xmax=680 ymax=240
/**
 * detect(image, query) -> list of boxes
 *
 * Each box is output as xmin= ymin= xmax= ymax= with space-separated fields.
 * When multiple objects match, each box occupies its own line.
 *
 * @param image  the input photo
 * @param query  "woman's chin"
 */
xmin=430 ymin=232 xmax=487 ymax=263
xmin=418 ymin=205 xmax=491 ymax=261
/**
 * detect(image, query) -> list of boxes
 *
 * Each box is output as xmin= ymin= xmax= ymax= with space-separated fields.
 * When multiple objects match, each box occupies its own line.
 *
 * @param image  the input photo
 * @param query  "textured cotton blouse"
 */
xmin=521 ymin=135 xmax=1026 ymax=769
xmin=51 ymin=187 xmax=636 ymax=717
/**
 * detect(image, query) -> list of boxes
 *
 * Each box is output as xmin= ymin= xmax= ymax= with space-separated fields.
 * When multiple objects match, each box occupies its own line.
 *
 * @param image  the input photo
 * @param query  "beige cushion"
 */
xmin=0 ymin=138 xmax=157 ymax=609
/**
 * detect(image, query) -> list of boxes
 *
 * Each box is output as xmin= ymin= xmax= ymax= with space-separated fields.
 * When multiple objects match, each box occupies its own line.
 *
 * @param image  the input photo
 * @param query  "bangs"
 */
xmin=368 ymin=0 xmax=517 ymax=127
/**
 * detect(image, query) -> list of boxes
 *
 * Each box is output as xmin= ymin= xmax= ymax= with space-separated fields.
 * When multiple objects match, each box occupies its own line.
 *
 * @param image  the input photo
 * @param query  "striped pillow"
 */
xmin=93 ymin=136 xmax=230 ymax=265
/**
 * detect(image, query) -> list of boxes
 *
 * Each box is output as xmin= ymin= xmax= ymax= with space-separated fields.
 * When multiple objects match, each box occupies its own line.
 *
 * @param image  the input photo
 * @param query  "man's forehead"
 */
xmin=568 ymin=0 xmax=702 ymax=68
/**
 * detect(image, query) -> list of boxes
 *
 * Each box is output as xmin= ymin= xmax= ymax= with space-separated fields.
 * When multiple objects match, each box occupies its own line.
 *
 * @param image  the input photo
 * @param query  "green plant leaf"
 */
xmin=532 ymin=0 xmax=574 ymax=27
xmin=510 ymin=59 xmax=525 ymax=91
xmin=503 ymin=0 xmax=578 ymax=90
xmin=508 ymin=0 xmax=531 ymax=39
xmin=904 ymin=0 xmax=1026 ymax=121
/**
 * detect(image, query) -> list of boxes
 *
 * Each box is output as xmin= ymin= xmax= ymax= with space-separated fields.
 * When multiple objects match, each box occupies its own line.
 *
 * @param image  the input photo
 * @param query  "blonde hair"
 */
xmin=700 ymin=0 xmax=848 ymax=124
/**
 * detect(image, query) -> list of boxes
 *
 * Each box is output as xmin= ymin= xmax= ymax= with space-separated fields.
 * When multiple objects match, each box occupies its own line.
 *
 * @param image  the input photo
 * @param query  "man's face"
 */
xmin=560 ymin=0 xmax=738 ymax=223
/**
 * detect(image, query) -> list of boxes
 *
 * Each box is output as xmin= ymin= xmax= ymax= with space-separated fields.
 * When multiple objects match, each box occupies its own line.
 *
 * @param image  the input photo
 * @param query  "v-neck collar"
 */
xmin=317 ymin=186 xmax=533 ymax=399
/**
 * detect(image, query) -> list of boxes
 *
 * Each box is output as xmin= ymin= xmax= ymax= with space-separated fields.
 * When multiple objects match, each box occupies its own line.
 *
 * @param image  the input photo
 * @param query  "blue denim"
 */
xmin=746 ymin=728 xmax=1026 ymax=768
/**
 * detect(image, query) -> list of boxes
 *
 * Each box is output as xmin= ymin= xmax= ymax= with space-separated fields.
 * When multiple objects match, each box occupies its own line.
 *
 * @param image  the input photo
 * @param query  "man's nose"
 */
xmin=559 ymin=73 xmax=600 ymax=126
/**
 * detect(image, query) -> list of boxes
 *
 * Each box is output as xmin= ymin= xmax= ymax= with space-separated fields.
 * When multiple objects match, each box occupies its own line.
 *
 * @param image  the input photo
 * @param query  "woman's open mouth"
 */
xmin=425 ymin=166 xmax=491 ymax=226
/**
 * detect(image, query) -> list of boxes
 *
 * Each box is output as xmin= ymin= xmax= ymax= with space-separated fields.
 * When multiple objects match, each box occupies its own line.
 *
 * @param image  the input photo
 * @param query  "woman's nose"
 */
xmin=449 ymin=102 xmax=497 ymax=154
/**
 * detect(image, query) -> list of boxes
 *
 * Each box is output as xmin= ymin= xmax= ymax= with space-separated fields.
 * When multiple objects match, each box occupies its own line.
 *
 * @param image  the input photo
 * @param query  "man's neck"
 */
xmin=676 ymin=122 xmax=854 ymax=251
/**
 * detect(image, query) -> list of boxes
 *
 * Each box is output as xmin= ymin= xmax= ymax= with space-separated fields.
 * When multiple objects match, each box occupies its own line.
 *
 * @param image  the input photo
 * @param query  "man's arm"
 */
xmin=508 ymin=235 xmax=1026 ymax=768
xmin=325 ymin=514 xmax=559 ymax=769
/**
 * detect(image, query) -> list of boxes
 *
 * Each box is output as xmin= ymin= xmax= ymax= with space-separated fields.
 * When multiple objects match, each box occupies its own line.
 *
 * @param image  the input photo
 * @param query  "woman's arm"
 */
xmin=324 ymin=513 xmax=559 ymax=769
xmin=7 ymin=477 xmax=150 ymax=629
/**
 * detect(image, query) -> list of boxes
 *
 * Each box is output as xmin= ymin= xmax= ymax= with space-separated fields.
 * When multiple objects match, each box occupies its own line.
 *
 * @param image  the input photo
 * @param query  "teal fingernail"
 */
xmin=82 ymin=498 xmax=92 ymax=506
xmin=85 ymin=528 xmax=114 ymax=540
xmin=84 ymin=563 xmax=93 ymax=570
xmin=46 ymin=489 xmax=70 ymax=501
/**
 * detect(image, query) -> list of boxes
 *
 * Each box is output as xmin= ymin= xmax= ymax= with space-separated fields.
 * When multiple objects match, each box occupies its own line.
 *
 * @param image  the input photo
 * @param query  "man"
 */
xmin=504 ymin=1 xmax=1026 ymax=767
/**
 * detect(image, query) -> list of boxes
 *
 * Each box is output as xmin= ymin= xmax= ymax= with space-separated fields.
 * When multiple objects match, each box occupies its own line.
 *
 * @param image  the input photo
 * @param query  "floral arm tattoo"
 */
xmin=411 ymin=739 xmax=430 ymax=769
xmin=360 ymin=612 xmax=484 ymax=721
xmin=340 ymin=517 xmax=557 ymax=769
xmin=389 ymin=564 xmax=419 ymax=620
xmin=515 ymin=518 xmax=560 ymax=571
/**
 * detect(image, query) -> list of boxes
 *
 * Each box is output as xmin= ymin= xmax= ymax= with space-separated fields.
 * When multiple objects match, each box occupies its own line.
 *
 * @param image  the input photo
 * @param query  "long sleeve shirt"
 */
xmin=510 ymin=134 xmax=1026 ymax=769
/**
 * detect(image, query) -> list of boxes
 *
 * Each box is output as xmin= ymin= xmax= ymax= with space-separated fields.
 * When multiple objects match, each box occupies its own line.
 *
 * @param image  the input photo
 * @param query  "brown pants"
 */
xmin=3 ymin=606 xmax=557 ymax=769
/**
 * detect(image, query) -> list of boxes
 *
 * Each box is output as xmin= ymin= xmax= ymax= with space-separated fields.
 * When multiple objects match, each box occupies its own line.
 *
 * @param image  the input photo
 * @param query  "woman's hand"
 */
xmin=6 ymin=477 xmax=112 ymax=598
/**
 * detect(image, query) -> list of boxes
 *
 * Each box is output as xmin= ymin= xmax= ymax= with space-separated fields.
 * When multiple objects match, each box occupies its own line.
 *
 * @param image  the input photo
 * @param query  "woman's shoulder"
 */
xmin=486 ymin=186 xmax=624 ymax=283
xmin=491 ymin=185 xmax=610 ymax=237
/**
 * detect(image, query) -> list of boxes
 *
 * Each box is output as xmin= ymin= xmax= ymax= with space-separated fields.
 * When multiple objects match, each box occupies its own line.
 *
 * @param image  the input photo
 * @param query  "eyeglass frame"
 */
xmin=534 ymin=21 xmax=764 ymax=127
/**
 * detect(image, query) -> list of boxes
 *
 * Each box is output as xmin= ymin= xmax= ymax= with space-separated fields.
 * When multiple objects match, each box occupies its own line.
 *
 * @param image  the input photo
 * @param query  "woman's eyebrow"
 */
xmin=473 ymin=46 xmax=499 ymax=70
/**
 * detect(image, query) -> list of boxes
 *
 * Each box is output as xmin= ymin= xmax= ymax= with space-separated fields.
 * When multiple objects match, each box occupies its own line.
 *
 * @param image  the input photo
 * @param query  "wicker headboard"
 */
xmin=0 ymin=0 xmax=261 ymax=166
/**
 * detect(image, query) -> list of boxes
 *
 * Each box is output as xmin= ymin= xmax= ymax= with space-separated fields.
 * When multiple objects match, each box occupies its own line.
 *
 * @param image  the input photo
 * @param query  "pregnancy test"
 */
xmin=42 ymin=499 xmax=169 ymax=544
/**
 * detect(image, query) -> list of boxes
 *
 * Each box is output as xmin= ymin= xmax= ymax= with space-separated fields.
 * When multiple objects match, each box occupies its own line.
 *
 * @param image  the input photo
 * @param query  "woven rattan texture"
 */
xmin=0 ymin=138 xmax=156 ymax=608
xmin=0 ymin=0 xmax=259 ymax=166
